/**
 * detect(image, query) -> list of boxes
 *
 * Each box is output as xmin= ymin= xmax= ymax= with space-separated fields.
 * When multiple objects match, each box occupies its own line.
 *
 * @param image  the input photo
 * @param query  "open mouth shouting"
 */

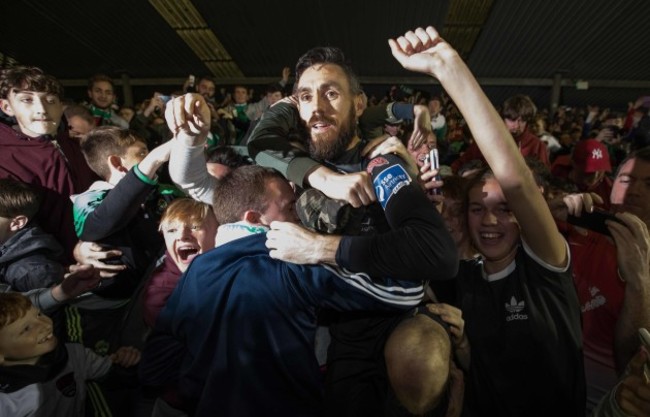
xmin=176 ymin=244 xmax=200 ymax=265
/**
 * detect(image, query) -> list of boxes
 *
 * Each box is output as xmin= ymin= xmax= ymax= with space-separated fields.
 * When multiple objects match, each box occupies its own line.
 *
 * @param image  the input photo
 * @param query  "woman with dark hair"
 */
xmin=390 ymin=25 xmax=585 ymax=416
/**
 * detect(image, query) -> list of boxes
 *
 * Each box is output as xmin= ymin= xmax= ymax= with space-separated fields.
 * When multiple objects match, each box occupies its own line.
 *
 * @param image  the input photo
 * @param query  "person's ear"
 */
xmin=0 ymin=99 xmax=15 ymax=117
xmin=243 ymin=210 xmax=261 ymax=225
xmin=10 ymin=215 xmax=29 ymax=231
xmin=107 ymin=155 xmax=127 ymax=173
xmin=354 ymin=93 xmax=364 ymax=117
xmin=87 ymin=89 xmax=93 ymax=100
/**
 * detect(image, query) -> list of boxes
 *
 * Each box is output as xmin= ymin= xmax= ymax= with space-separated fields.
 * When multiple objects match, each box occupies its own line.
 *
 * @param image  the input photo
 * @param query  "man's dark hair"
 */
xmin=0 ymin=66 xmax=64 ymax=99
xmin=197 ymin=75 xmax=215 ymax=85
xmin=294 ymin=47 xmax=362 ymax=95
xmin=87 ymin=73 xmax=115 ymax=91
xmin=205 ymin=146 xmax=252 ymax=169
xmin=212 ymin=165 xmax=287 ymax=225
xmin=0 ymin=178 xmax=42 ymax=219
xmin=502 ymin=94 xmax=537 ymax=124
xmin=265 ymin=82 xmax=283 ymax=95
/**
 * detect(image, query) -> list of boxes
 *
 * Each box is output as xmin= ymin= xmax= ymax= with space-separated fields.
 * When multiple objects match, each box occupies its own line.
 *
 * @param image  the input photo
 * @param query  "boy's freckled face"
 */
xmin=0 ymin=307 xmax=57 ymax=366
xmin=162 ymin=214 xmax=218 ymax=272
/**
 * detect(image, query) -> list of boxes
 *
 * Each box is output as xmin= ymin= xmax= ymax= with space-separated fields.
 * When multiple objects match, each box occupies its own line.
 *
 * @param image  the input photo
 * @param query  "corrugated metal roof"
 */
xmin=1 ymin=0 xmax=648 ymax=109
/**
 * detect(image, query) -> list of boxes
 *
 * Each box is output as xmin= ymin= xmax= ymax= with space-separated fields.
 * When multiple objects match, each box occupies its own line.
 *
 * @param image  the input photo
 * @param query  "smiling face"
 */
xmin=161 ymin=209 xmax=218 ymax=272
xmin=0 ymin=306 xmax=57 ymax=365
xmin=1 ymin=90 xmax=63 ymax=138
xmin=88 ymin=80 xmax=115 ymax=110
xmin=233 ymin=86 xmax=248 ymax=104
xmin=296 ymin=63 xmax=362 ymax=161
xmin=467 ymin=177 xmax=520 ymax=273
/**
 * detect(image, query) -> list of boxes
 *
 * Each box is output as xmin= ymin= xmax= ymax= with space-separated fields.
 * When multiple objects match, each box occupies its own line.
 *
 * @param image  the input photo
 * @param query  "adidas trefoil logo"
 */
xmin=505 ymin=296 xmax=528 ymax=321
xmin=505 ymin=296 xmax=525 ymax=312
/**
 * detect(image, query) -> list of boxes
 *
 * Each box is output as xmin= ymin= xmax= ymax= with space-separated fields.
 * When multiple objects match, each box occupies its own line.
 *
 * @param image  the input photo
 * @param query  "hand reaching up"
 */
xmin=388 ymin=26 xmax=460 ymax=78
xmin=165 ymin=93 xmax=211 ymax=146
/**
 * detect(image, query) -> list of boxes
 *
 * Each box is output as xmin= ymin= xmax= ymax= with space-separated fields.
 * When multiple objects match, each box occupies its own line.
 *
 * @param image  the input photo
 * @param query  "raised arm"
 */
xmin=389 ymin=26 xmax=566 ymax=267
xmin=73 ymin=141 xmax=170 ymax=241
xmin=165 ymin=93 xmax=215 ymax=205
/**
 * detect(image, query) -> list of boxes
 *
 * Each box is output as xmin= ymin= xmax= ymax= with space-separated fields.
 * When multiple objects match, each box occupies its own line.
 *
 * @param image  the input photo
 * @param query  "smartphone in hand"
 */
xmin=567 ymin=209 xmax=621 ymax=236
xmin=424 ymin=148 xmax=442 ymax=196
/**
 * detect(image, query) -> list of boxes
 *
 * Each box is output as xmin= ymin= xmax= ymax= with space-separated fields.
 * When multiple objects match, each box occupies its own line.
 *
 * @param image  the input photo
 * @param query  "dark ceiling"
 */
xmin=1 ymin=0 xmax=648 ymax=111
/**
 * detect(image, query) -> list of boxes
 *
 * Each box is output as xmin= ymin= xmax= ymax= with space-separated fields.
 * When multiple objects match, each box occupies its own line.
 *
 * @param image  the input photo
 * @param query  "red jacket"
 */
xmin=0 ymin=123 xmax=97 ymax=260
xmin=451 ymin=128 xmax=549 ymax=173
xmin=142 ymin=252 xmax=182 ymax=328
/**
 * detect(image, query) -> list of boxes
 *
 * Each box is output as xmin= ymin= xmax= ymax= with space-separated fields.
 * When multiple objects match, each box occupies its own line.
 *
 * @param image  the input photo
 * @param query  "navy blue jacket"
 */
xmin=140 ymin=232 xmax=424 ymax=416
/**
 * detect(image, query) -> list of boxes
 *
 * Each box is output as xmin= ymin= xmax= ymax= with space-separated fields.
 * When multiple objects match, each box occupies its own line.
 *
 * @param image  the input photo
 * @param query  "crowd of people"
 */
xmin=1 ymin=24 xmax=650 ymax=417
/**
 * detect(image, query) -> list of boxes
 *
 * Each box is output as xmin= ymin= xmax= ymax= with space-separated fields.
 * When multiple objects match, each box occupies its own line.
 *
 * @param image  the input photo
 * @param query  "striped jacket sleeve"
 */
xmin=292 ymin=262 xmax=424 ymax=311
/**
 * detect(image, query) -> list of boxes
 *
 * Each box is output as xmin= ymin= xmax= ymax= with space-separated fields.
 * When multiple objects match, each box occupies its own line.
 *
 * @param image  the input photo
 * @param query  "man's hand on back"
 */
xmin=306 ymin=166 xmax=375 ymax=208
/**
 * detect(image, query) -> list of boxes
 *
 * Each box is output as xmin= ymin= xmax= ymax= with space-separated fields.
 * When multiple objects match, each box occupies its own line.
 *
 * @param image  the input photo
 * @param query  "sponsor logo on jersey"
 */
xmin=505 ymin=296 xmax=528 ymax=321
xmin=366 ymin=157 xmax=389 ymax=174
xmin=373 ymin=164 xmax=411 ymax=209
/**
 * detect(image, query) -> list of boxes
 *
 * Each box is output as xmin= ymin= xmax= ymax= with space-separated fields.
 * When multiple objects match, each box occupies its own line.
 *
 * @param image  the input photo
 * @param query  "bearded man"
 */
xmin=247 ymin=47 xmax=460 ymax=417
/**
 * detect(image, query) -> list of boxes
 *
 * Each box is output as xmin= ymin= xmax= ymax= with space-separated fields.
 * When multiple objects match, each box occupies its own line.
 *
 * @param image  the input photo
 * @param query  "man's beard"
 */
xmin=307 ymin=107 xmax=357 ymax=161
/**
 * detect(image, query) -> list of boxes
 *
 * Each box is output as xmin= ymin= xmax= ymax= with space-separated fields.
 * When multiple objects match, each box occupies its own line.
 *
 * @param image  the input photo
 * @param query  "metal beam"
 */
xmin=58 ymin=77 xmax=650 ymax=89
